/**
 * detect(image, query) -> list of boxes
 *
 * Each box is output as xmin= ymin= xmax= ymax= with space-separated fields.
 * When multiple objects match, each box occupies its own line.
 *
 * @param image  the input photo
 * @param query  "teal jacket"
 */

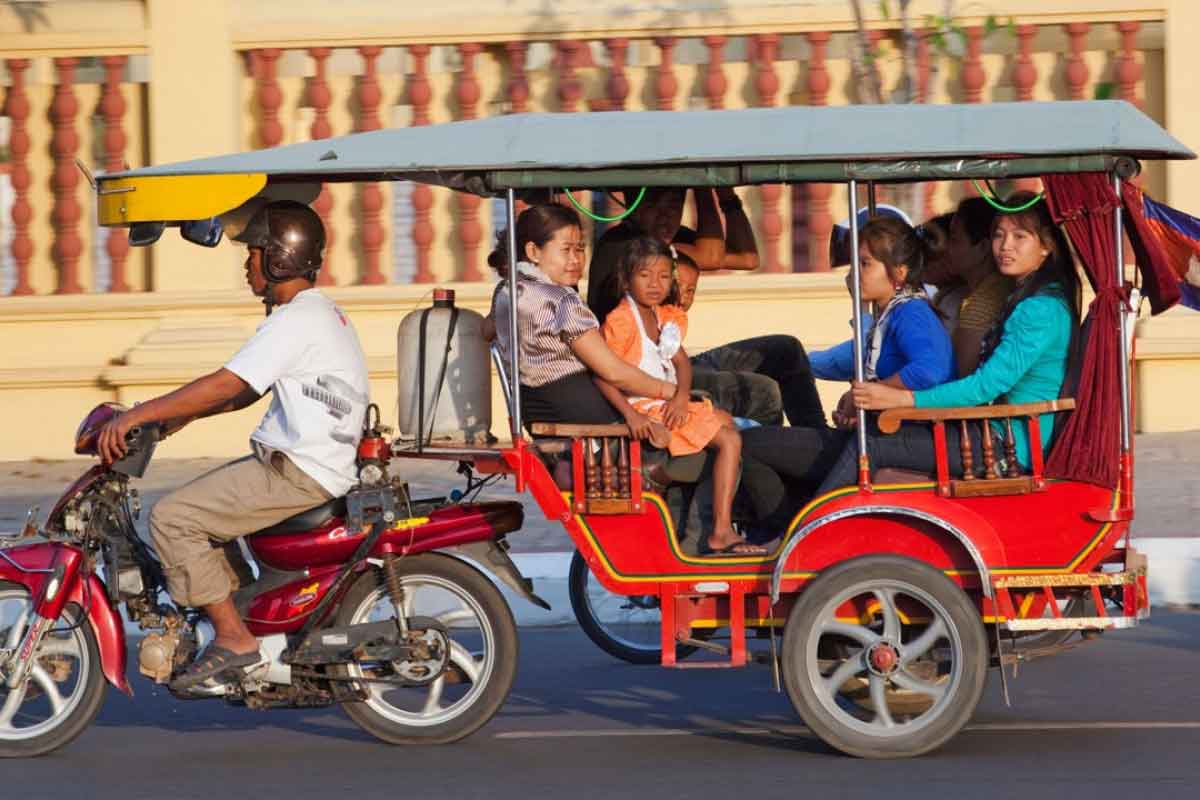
xmin=913 ymin=289 xmax=1072 ymax=469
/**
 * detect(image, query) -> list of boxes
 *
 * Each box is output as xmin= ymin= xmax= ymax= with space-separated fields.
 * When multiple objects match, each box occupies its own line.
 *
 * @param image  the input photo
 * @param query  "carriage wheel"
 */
xmin=781 ymin=555 xmax=988 ymax=759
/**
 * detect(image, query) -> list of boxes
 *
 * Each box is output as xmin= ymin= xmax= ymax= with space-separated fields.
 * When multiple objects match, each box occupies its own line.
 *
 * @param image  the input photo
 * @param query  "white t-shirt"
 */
xmin=225 ymin=289 xmax=370 ymax=497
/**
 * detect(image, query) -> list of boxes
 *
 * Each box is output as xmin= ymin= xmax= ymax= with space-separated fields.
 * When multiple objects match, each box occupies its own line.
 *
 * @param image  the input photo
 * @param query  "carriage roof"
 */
xmin=96 ymin=100 xmax=1194 ymax=226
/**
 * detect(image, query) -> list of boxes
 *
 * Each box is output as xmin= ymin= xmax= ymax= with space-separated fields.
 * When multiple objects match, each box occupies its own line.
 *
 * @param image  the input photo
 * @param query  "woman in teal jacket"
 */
xmin=817 ymin=192 xmax=1081 ymax=491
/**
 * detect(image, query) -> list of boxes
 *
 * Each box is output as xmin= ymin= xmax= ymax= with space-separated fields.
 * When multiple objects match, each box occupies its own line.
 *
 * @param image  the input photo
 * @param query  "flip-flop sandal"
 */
xmin=699 ymin=539 xmax=769 ymax=558
xmin=170 ymin=645 xmax=261 ymax=691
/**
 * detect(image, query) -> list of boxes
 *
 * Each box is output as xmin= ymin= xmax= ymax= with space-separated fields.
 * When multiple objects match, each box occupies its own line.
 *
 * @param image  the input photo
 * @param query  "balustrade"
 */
xmin=0 ymin=17 xmax=1167 ymax=294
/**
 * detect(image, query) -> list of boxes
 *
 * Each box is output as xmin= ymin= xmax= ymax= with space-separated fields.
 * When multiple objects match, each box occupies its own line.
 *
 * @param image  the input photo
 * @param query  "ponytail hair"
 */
xmin=859 ymin=214 xmax=945 ymax=290
xmin=488 ymin=204 xmax=582 ymax=276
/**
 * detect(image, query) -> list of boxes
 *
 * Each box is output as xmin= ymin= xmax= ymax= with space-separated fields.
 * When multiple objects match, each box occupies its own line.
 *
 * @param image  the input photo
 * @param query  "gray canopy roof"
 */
xmin=103 ymin=100 xmax=1193 ymax=194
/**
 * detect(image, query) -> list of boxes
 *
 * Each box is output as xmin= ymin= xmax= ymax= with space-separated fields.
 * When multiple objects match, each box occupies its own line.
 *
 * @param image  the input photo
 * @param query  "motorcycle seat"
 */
xmin=252 ymin=497 xmax=347 ymax=537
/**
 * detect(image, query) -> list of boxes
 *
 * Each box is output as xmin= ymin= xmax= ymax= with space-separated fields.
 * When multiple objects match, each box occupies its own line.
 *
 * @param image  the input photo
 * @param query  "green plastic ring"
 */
xmin=562 ymin=187 xmax=646 ymax=222
xmin=971 ymin=179 xmax=1044 ymax=213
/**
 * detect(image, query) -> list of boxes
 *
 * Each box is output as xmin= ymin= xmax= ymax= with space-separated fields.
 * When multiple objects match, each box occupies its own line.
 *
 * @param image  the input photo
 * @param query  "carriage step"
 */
xmin=678 ymin=637 xmax=729 ymax=656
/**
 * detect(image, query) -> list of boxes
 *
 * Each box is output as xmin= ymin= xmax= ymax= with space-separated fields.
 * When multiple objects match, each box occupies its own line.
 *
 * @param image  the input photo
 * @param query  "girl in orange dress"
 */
xmin=594 ymin=237 xmax=763 ymax=556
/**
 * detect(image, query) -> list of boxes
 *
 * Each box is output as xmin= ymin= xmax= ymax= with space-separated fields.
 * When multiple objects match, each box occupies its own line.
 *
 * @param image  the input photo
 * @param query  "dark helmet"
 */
xmin=232 ymin=200 xmax=325 ymax=282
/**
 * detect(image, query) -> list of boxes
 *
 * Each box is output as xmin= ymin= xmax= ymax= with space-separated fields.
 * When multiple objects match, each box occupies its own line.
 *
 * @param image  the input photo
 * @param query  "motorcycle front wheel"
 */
xmin=0 ymin=582 xmax=107 ymax=758
xmin=334 ymin=553 xmax=518 ymax=745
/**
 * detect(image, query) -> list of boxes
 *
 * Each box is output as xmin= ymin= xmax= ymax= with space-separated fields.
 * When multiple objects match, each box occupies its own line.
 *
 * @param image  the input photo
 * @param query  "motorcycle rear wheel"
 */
xmin=334 ymin=553 xmax=517 ymax=745
xmin=0 ymin=582 xmax=107 ymax=758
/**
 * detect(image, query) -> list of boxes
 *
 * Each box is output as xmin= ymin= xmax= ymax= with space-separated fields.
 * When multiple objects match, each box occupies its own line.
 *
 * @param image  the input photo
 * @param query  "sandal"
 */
xmin=170 ymin=644 xmax=261 ymax=691
xmin=699 ymin=538 xmax=769 ymax=558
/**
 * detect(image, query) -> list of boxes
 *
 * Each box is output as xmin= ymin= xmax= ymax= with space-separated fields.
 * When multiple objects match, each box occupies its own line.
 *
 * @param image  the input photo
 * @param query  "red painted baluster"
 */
xmin=256 ymin=48 xmax=283 ymax=150
xmin=703 ymin=36 xmax=727 ymax=109
xmin=506 ymin=41 xmax=530 ymax=114
xmin=408 ymin=45 xmax=435 ymax=283
xmin=604 ymin=38 xmax=630 ymax=111
xmin=916 ymin=30 xmax=936 ymax=220
xmin=754 ymin=34 xmax=783 ymax=272
xmin=1064 ymin=23 xmax=1090 ymax=101
xmin=456 ymin=43 xmax=484 ymax=281
xmin=308 ymin=47 xmax=335 ymax=285
xmin=961 ymin=26 xmax=985 ymax=103
xmin=804 ymin=32 xmax=833 ymax=272
xmin=51 ymin=58 xmax=83 ymax=294
xmin=356 ymin=46 xmax=385 ymax=285
xmin=4 ymin=59 xmax=33 ymax=295
xmin=1012 ymin=25 xmax=1041 ymax=193
xmin=556 ymin=40 xmax=584 ymax=112
xmin=100 ymin=56 xmax=130 ymax=293
xmin=654 ymin=36 xmax=677 ymax=111
xmin=1115 ymin=21 xmax=1143 ymax=109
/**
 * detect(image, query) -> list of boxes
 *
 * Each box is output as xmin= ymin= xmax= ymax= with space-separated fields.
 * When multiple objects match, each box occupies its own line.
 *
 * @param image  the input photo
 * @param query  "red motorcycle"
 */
xmin=0 ymin=403 xmax=541 ymax=757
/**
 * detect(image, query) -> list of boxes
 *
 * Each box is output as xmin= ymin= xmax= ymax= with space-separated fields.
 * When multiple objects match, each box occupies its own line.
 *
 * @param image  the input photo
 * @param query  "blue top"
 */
xmin=810 ymin=301 xmax=955 ymax=390
xmin=914 ymin=290 xmax=1072 ymax=468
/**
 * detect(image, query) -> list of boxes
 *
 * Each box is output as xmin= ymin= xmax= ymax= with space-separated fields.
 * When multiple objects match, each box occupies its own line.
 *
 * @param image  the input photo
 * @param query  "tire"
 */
xmin=0 ymin=582 xmax=107 ymax=758
xmin=568 ymin=550 xmax=703 ymax=665
xmin=781 ymin=556 xmax=988 ymax=759
xmin=334 ymin=554 xmax=518 ymax=745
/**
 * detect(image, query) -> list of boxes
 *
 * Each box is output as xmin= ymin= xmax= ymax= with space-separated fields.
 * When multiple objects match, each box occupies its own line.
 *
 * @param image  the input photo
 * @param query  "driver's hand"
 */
xmin=833 ymin=389 xmax=858 ymax=430
xmin=97 ymin=412 xmax=138 ymax=465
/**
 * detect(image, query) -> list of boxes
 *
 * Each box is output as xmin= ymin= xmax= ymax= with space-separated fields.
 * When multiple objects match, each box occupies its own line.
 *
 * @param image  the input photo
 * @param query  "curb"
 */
xmin=503 ymin=538 xmax=1200 ymax=627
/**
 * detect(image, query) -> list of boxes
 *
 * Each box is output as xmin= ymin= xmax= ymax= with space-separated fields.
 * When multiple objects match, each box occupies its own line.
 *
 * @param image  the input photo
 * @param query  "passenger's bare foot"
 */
xmin=704 ymin=528 xmax=768 ymax=556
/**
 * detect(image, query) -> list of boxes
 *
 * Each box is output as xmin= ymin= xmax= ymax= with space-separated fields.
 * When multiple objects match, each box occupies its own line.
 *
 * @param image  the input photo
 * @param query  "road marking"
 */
xmin=495 ymin=721 xmax=1200 ymax=740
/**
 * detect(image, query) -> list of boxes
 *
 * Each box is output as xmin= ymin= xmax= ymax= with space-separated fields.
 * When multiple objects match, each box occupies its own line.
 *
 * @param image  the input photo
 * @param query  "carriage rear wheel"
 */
xmin=568 ymin=551 xmax=707 ymax=665
xmin=781 ymin=555 xmax=988 ymax=759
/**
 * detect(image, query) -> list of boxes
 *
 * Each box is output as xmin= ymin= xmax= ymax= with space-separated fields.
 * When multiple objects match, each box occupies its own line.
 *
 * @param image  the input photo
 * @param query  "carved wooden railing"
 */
xmin=530 ymin=422 xmax=643 ymax=515
xmin=877 ymin=399 xmax=1076 ymax=498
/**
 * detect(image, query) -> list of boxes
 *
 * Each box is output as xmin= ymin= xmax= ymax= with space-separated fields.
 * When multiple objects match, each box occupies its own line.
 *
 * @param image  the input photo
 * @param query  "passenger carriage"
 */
xmin=93 ymin=100 xmax=1192 ymax=758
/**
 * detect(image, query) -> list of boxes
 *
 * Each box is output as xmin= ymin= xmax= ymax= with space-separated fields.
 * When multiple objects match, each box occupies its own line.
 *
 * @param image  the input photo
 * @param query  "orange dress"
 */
xmin=601 ymin=296 xmax=723 ymax=456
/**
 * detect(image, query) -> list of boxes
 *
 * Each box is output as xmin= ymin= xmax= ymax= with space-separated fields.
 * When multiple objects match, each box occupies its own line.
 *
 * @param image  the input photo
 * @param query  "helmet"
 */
xmin=232 ymin=200 xmax=325 ymax=282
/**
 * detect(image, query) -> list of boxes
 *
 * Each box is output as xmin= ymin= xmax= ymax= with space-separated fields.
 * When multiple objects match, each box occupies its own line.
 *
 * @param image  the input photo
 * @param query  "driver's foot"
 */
xmin=211 ymin=636 xmax=259 ymax=657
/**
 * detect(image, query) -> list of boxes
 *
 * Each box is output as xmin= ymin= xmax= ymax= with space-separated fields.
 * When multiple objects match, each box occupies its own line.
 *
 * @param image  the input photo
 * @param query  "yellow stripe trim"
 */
xmin=97 ymin=173 xmax=268 ymax=225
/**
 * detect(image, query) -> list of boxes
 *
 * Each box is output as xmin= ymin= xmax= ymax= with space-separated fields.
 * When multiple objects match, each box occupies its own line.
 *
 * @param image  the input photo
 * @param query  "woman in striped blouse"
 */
xmin=488 ymin=204 xmax=677 ymax=426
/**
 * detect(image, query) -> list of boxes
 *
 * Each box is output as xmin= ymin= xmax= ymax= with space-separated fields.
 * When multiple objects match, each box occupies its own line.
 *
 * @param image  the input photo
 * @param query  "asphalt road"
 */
xmin=8 ymin=613 xmax=1200 ymax=800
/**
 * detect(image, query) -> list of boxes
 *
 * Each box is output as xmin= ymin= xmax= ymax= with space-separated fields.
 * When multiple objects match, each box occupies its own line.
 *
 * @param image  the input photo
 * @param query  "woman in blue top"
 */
xmin=817 ymin=192 xmax=1081 ymax=492
xmin=741 ymin=216 xmax=954 ymax=528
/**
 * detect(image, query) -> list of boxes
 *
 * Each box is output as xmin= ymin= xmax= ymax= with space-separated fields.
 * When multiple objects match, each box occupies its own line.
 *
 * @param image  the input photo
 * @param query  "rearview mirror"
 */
xmin=180 ymin=217 xmax=224 ymax=247
xmin=128 ymin=221 xmax=165 ymax=247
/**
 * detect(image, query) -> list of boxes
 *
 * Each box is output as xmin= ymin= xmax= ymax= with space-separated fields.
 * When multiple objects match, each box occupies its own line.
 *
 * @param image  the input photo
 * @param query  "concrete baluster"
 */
xmin=753 ymin=34 xmax=783 ymax=272
xmin=51 ymin=58 xmax=83 ymax=294
xmin=805 ymin=32 xmax=832 ymax=273
xmin=456 ymin=43 xmax=483 ymax=281
xmin=308 ymin=47 xmax=335 ymax=285
xmin=408 ymin=45 xmax=435 ymax=283
xmin=4 ymin=59 xmax=33 ymax=295
xmin=356 ymin=46 xmax=386 ymax=285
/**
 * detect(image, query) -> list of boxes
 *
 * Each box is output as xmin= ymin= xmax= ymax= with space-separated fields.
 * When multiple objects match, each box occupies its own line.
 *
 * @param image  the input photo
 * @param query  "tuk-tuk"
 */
xmin=92 ymin=99 xmax=1193 ymax=758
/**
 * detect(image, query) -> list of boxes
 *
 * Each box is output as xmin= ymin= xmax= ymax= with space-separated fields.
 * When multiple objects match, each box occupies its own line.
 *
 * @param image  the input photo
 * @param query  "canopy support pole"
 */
xmin=848 ymin=179 xmax=870 ymax=488
xmin=505 ymin=188 xmax=523 ymax=440
xmin=866 ymin=181 xmax=878 ymax=217
xmin=1111 ymin=174 xmax=1131 ymax=455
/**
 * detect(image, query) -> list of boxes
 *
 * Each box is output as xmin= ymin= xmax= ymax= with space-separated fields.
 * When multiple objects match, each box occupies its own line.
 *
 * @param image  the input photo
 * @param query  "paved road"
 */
xmin=9 ymin=613 xmax=1200 ymax=800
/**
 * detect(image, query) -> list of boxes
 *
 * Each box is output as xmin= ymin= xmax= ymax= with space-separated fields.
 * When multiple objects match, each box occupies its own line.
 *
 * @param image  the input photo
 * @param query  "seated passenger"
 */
xmin=594 ymin=237 xmax=762 ymax=556
xmin=487 ymin=204 xmax=677 ymax=426
xmin=589 ymin=186 xmax=825 ymax=428
xmin=817 ymin=192 xmax=1082 ymax=492
xmin=817 ymin=215 xmax=956 ymax=429
xmin=925 ymin=197 xmax=1015 ymax=377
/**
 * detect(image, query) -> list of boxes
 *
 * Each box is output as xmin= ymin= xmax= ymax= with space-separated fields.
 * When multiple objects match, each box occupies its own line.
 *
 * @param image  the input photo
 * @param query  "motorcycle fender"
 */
xmin=0 ymin=549 xmax=131 ymax=696
xmin=447 ymin=541 xmax=551 ymax=611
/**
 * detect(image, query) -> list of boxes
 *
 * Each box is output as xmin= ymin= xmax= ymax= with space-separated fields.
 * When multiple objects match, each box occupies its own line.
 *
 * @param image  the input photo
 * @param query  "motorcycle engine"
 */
xmin=138 ymin=624 xmax=197 ymax=684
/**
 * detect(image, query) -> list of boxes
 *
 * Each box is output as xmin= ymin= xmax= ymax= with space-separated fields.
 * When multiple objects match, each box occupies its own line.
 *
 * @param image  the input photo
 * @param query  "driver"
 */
xmin=97 ymin=200 xmax=370 ymax=690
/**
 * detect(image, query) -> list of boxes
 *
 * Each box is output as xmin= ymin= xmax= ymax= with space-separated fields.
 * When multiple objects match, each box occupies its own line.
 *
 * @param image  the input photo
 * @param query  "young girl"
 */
xmin=595 ymin=237 xmax=764 ymax=557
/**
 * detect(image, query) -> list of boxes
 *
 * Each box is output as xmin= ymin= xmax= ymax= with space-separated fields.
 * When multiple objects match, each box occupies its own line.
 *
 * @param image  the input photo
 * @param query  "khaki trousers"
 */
xmin=149 ymin=444 xmax=332 ymax=608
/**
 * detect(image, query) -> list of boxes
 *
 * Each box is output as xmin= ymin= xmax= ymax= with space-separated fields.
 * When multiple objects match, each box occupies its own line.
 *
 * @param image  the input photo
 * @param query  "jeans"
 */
xmin=691 ymin=335 xmax=826 ymax=428
xmin=817 ymin=420 xmax=1001 ymax=495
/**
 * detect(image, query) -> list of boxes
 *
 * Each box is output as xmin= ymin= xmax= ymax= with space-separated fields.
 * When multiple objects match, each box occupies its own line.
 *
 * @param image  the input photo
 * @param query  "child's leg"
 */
xmin=713 ymin=408 xmax=736 ymax=430
xmin=706 ymin=426 xmax=746 ymax=551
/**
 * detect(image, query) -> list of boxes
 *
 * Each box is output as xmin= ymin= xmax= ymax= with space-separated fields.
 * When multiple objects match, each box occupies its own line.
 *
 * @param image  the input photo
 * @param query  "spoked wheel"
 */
xmin=781 ymin=556 xmax=988 ymax=759
xmin=0 ymin=582 xmax=107 ymax=758
xmin=334 ymin=554 xmax=517 ymax=745
xmin=568 ymin=551 xmax=705 ymax=665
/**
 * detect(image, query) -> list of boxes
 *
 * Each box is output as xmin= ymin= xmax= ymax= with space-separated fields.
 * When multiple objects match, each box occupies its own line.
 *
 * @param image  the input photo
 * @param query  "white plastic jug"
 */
xmin=396 ymin=289 xmax=491 ymax=444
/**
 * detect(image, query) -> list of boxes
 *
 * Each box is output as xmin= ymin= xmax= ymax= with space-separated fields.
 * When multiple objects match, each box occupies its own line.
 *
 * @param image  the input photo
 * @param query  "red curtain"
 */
xmin=1042 ymin=173 xmax=1123 ymax=488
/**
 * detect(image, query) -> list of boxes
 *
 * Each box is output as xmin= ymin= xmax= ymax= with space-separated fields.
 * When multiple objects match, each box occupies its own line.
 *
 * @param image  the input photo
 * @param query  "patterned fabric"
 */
xmin=491 ymin=262 xmax=598 ymax=388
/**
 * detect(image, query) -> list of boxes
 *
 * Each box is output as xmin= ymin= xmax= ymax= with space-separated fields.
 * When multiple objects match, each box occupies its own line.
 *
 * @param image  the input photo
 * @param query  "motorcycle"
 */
xmin=0 ymin=402 xmax=544 ymax=757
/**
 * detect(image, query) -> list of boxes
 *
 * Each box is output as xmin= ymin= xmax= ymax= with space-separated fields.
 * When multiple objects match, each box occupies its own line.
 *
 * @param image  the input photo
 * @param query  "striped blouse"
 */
xmin=491 ymin=262 xmax=599 ymax=388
